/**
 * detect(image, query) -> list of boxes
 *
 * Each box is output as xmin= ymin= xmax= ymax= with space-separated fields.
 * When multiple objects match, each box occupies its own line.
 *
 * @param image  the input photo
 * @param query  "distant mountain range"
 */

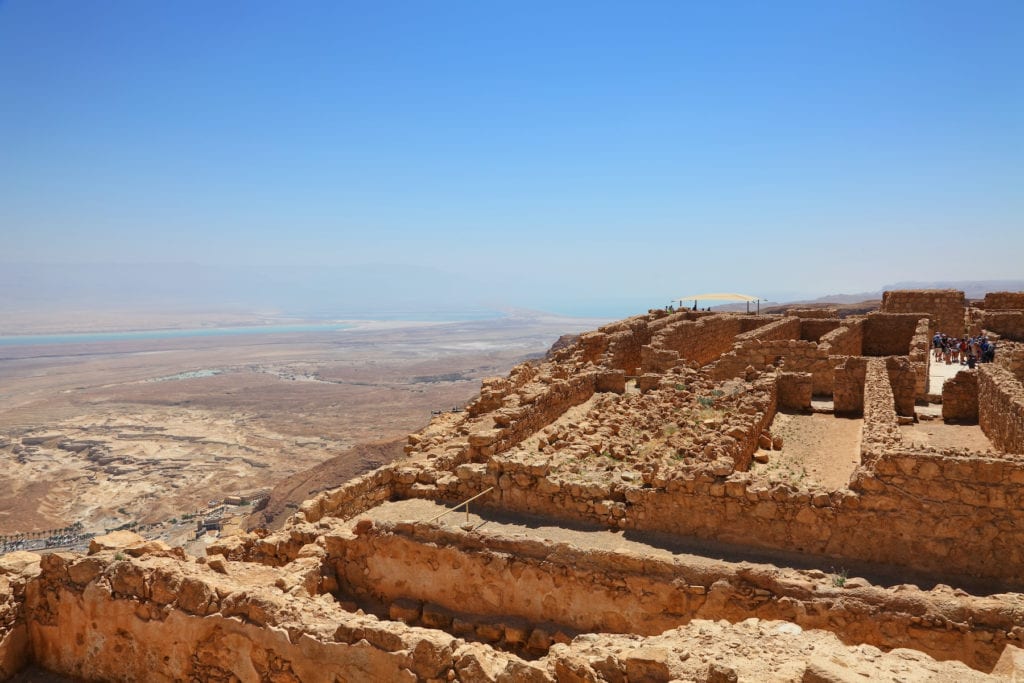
xmin=788 ymin=280 xmax=1024 ymax=306
xmin=713 ymin=280 xmax=1024 ymax=313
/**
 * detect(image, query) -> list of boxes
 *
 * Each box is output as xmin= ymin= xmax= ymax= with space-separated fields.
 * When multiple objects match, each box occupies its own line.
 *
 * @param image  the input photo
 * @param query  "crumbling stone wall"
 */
xmin=862 ymin=358 xmax=903 ymax=455
xmin=786 ymin=308 xmax=838 ymax=320
xmin=978 ymin=365 xmax=1024 ymax=454
xmin=23 ymin=551 xmax=512 ymax=683
xmin=862 ymin=313 xmax=925 ymax=356
xmin=468 ymin=373 xmax=598 ymax=459
xmin=881 ymin=289 xmax=966 ymax=336
xmin=997 ymin=341 xmax=1024 ymax=383
xmin=909 ymin=317 xmax=931 ymax=399
xmin=600 ymin=318 xmax=654 ymax=374
xmin=734 ymin=316 xmax=801 ymax=344
xmin=0 ymin=553 xmax=35 ymax=680
xmin=326 ymin=520 xmax=1023 ymax=671
xmin=942 ymin=371 xmax=978 ymax=422
xmin=819 ymin=320 xmax=863 ymax=357
xmin=977 ymin=311 xmax=1024 ymax=342
xmin=710 ymin=340 xmax=832 ymax=395
xmin=641 ymin=316 xmax=751 ymax=372
xmin=798 ymin=319 xmax=842 ymax=342
xmin=776 ymin=372 xmax=812 ymax=410
xmin=416 ymin=442 xmax=1024 ymax=588
xmin=833 ymin=357 xmax=867 ymax=415
xmin=885 ymin=356 xmax=918 ymax=419
xmin=573 ymin=331 xmax=611 ymax=366
xmin=983 ymin=292 xmax=1024 ymax=310
xmin=605 ymin=310 xmax=745 ymax=374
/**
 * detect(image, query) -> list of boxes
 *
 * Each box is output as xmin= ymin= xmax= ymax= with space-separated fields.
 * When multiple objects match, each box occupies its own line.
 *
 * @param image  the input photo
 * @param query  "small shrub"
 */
xmin=114 ymin=552 xmax=126 ymax=561
xmin=831 ymin=567 xmax=848 ymax=587
xmin=697 ymin=396 xmax=715 ymax=408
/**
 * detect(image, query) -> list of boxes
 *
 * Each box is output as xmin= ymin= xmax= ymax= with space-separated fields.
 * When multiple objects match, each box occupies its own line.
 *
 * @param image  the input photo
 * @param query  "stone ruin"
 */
xmin=2 ymin=290 xmax=1024 ymax=681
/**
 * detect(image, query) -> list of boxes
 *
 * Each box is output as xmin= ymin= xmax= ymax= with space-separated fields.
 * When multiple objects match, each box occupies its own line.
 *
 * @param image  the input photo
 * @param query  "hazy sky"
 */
xmin=2 ymin=1 xmax=1022 ymax=314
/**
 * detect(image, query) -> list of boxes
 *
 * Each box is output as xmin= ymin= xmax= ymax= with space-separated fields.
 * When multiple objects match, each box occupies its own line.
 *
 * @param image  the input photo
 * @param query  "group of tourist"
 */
xmin=932 ymin=332 xmax=996 ymax=368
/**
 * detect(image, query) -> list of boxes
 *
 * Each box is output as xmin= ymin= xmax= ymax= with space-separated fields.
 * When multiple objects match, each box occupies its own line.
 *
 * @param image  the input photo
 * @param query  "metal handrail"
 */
xmin=426 ymin=486 xmax=495 ymax=525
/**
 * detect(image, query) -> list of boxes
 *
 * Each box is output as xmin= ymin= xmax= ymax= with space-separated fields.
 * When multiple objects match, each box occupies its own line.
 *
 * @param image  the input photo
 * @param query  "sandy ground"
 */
xmin=900 ymin=420 xmax=996 ymax=452
xmin=0 ymin=311 xmax=606 ymax=536
xmin=753 ymin=412 xmax=863 ymax=490
xmin=911 ymin=353 xmax=997 ymax=451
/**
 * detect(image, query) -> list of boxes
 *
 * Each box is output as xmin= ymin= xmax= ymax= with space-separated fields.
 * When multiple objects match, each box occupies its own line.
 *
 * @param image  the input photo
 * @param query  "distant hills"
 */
xmin=785 ymin=280 xmax=1024 ymax=306
xmin=715 ymin=280 xmax=1024 ymax=313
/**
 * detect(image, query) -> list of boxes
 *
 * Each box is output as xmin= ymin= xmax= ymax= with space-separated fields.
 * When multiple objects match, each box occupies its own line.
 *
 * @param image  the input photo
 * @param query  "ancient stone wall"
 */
xmin=417 ymin=441 xmax=1024 ymax=589
xmin=833 ymin=356 xmax=867 ymax=415
xmin=908 ymin=317 xmax=931 ymax=399
xmin=848 ymin=448 xmax=1024 ymax=581
xmin=0 ymin=553 xmax=35 ymax=680
xmin=798 ymin=319 xmax=841 ymax=342
xmin=733 ymin=316 xmax=801 ymax=344
xmin=600 ymin=318 xmax=654 ymax=374
xmin=884 ymin=356 xmax=918 ymax=419
xmin=880 ymin=289 xmax=966 ymax=336
xmin=22 ymin=551 xmax=528 ymax=683
xmin=710 ymin=341 xmax=832 ymax=395
xmin=573 ymin=331 xmax=611 ymax=366
xmin=786 ymin=308 xmax=838 ymax=319
xmin=298 ymin=467 xmax=397 ymax=529
xmin=862 ymin=358 xmax=903 ymax=454
xmin=983 ymin=292 xmax=1024 ymax=310
xmin=978 ymin=365 xmax=1024 ymax=454
xmin=775 ymin=372 xmax=812 ymax=410
xmin=325 ymin=520 xmax=1023 ymax=671
xmin=862 ymin=313 xmax=925 ymax=357
xmin=819 ymin=320 xmax=862 ymax=357
xmin=942 ymin=371 xmax=978 ymax=422
xmin=641 ymin=316 xmax=749 ymax=372
xmin=473 ymin=373 xmax=598 ymax=458
xmin=978 ymin=311 xmax=1024 ymax=342
xmin=997 ymin=341 xmax=1024 ymax=383
xmin=2 ymin=526 xmax=1019 ymax=682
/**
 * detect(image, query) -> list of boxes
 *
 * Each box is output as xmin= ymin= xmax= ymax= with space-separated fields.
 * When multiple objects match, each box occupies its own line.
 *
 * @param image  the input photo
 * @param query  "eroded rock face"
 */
xmin=0 ymin=552 xmax=39 ymax=680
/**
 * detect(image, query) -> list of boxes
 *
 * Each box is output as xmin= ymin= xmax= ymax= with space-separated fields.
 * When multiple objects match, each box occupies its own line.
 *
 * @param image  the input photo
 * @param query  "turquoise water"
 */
xmin=0 ymin=323 xmax=357 ymax=347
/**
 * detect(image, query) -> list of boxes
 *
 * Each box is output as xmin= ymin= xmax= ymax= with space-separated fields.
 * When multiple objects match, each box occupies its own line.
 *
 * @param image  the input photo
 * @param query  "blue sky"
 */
xmin=2 ymin=1 xmax=1021 ymax=316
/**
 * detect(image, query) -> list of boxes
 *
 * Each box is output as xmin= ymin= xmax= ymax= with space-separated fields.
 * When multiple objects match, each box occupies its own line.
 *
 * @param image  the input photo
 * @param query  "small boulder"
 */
xmin=89 ymin=530 xmax=145 ymax=555
xmin=624 ymin=647 xmax=671 ymax=682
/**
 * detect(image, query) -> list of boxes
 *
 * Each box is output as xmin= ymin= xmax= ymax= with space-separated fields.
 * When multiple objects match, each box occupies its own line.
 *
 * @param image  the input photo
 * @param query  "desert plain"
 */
xmin=0 ymin=310 xmax=603 ymax=539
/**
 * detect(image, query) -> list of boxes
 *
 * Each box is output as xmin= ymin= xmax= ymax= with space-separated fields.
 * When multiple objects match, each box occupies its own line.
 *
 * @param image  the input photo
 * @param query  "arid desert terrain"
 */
xmin=0 ymin=310 xmax=604 ymax=539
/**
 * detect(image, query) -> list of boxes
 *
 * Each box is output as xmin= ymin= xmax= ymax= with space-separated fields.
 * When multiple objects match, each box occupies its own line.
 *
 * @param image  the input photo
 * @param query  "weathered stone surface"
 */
xmin=88 ymin=530 xmax=147 ymax=555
